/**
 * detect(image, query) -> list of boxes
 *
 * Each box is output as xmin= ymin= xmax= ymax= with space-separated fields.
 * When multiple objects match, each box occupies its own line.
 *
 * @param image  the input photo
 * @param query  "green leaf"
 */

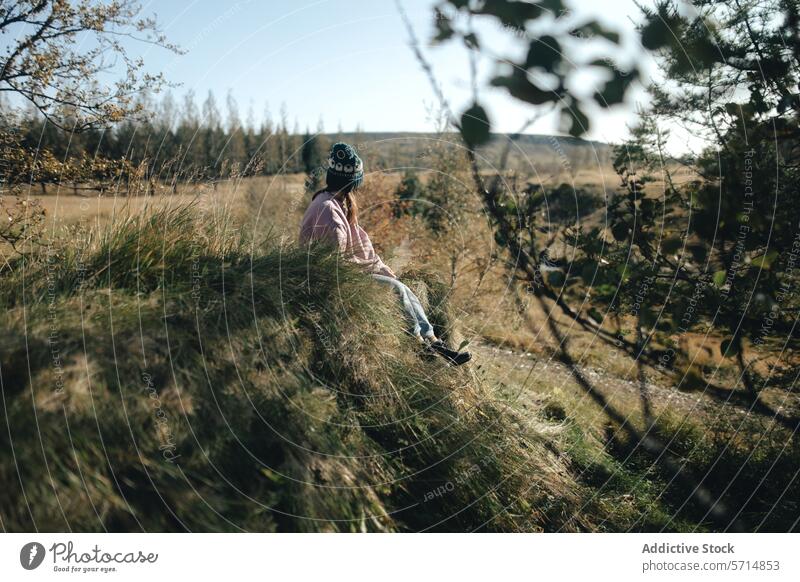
xmin=595 ymin=69 xmax=635 ymax=107
xmin=661 ymin=237 xmax=682 ymax=254
xmin=460 ymin=103 xmax=491 ymax=147
xmin=457 ymin=339 xmax=471 ymax=351
xmin=562 ymin=103 xmax=589 ymax=137
xmin=580 ymin=261 xmax=598 ymax=283
xmin=686 ymin=34 xmax=722 ymax=67
xmin=639 ymin=198 xmax=655 ymax=215
xmin=260 ymin=468 xmax=283 ymax=483
xmin=641 ymin=15 xmax=675 ymax=50
xmin=571 ymin=21 xmax=620 ymax=44
xmin=432 ymin=9 xmax=454 ymax=43
xmin=639 ymin=307 xmax=656 ymax=327
xmin=687 ymin=243 xmax=707 ymax=263
xmin=587 ymin=307 xmax=604 ymax=323
xmin=750 ymin=250 xmax=778 ymax=269
xmin=547 ymin=270 xmax=565 ymax=287
xmin=680 ymin=365 xmax=707 ymax=391
xmin=525 ymin=35 xmax=562 ymax=70
xmin=712 ymin=270 xmax=727 ymax=287
xmin=611 ymin=222 xmax=629 ymax=241
xmin=475 ymin=0 xmax=545 ymax=26
xmin=491 ymin=72 xmax=553 ymax=105
xmin=720 ymin=337 xmax=741 ymax=358
xmin=723 ymin=102 xmax=740 ymax=117
xmin=656 ymin=317 xmax=675 ymax=332
xmin=589 ymin=58 xmax=613 ymax=68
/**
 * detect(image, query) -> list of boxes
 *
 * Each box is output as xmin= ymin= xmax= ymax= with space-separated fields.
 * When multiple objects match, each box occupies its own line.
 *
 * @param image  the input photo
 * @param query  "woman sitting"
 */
xmin=299 ymin=142 xmax=471 ymax=365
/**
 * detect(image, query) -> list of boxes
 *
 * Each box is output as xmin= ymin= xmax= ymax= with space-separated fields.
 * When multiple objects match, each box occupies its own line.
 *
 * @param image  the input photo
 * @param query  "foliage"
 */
xmin=0 ymin=0 xmax=179 ymax=130
xmin=301 ymin=131 xmax=324 ymax=191
xmin=393 ymin=170 xmax=427 ymax=218
xmin=431 ymin=0 xmax=639 ymax=137
xmin=417 ymin=0 xmax=800 ymax=529
xmin=596 ymin=0 xmax=800 ymax=416
xmin=0 ymin=194 xmax=45 ymax=258
xmin=392 ymin=127 xmax=488 ymax=286
xmin=604 ymin=414 xmax=800 ymax=532
xmin=424 ymin=0 xmax=800 ymax=427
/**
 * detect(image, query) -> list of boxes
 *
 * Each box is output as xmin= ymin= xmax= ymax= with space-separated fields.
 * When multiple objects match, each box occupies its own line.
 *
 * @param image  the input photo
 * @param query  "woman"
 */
xmin=299 ymin=142 xmax=471 ymax=366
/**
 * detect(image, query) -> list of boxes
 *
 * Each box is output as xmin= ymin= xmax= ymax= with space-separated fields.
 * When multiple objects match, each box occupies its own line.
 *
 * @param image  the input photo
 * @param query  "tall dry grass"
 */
xmin=0 ymin=202 xmax=597 ymax=532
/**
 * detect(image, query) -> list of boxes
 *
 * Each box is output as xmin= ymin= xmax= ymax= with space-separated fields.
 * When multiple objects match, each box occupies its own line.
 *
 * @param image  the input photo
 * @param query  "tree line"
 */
xmin=1 ymin=91 xmax=333 ymax=190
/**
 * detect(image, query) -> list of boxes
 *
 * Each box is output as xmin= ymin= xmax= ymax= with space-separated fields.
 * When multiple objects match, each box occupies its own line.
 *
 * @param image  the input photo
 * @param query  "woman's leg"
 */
xmin=371 ymin=275 xmax=436 ymax=339
xmin=372 ymin=275 xmax=470 ymax=365
xmin=402 ymin=283 xmax=436 ymax=338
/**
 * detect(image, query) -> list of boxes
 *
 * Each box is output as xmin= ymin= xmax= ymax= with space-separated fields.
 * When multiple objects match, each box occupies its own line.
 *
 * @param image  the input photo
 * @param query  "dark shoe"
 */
xmin=418 ymin=341 xmax=437 ymax=361
xmin=428 ymin=340 xmax=471 ymax=366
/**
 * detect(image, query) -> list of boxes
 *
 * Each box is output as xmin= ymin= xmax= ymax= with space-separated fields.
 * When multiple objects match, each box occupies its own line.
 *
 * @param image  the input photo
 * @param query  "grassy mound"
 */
xmin=0 ymin=205 xmax=590 ymax=532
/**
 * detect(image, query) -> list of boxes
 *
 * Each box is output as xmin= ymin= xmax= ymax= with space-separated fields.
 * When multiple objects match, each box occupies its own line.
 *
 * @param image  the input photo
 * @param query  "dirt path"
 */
xmin=472 ymin=340 xmax=719 ymax=422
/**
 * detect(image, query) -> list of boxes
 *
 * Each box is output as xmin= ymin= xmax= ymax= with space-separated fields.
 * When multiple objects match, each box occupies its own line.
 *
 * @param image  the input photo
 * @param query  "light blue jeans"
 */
xmin=372 ymin=274 xmax=435 ymax=338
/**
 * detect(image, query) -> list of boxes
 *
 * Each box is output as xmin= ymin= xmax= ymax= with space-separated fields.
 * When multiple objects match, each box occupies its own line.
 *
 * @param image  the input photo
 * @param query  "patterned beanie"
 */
xmin=326 ymin=142 xmax=364 ymax=192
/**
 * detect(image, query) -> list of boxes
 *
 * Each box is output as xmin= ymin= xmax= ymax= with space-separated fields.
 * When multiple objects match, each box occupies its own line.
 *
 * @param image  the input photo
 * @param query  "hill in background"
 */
xmin=333 ymin=132 xmax=614 ymax=178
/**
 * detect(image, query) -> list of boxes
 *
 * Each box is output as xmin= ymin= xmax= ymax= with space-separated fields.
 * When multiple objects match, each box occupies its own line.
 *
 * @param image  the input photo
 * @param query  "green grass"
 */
xmin=601 ymin=414 xmax=800 ymax=532
xmin=0 ymin=204 xmax=594 ymax=532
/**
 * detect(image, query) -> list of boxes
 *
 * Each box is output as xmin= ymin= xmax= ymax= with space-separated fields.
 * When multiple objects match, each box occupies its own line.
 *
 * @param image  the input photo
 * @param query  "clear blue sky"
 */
xmin=110 ymin=2 xmax=669 ymax=144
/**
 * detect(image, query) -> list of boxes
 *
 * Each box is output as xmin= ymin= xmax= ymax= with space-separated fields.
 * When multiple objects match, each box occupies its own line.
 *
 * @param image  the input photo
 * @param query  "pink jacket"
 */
xmin=299 ymin=191 xmax=396 ymax=278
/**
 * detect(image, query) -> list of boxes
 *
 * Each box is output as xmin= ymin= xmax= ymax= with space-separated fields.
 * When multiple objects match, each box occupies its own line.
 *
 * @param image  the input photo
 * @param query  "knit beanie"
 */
xmin=326 ymin=142 xmax=364 ymax=192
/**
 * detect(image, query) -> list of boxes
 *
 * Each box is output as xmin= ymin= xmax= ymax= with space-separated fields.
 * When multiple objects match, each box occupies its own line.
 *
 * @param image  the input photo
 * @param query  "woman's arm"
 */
xmin=354 ymin=225 xmax=396 ymax=278
xmin=302 ymin=202 xmax=349 ymax=251
xmin=302 ymin=202 xmax=395 ymax=277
